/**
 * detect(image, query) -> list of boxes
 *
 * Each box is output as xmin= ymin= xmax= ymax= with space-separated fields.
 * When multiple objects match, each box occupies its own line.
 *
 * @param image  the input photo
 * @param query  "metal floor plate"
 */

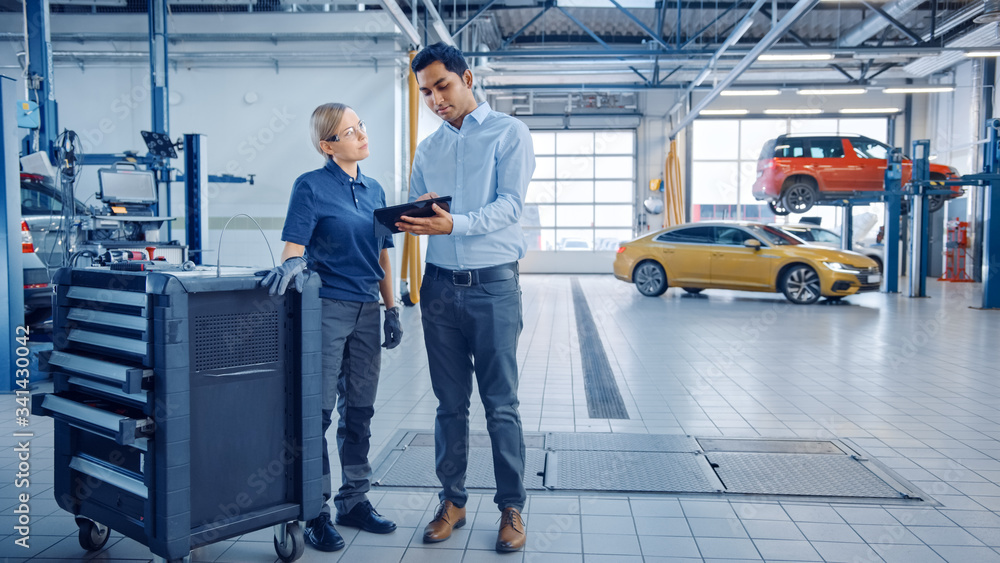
xmin=375 ymin=445 xmax=547 ymax=491
xmin=708 ymin=452 xmax=905 ymax=498
xmin=698 ymin=438 xmax=845 ymax=455
xmin=370 ymin=431 xmax=929 ymax=503
xmin=545 ymin=450 xmax=720 ymax=493
xmin=547 ymin=432 xmax=698 ymax=452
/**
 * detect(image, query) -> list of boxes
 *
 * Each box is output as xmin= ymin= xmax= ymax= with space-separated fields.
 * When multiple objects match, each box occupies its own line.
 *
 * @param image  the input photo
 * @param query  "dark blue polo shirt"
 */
xmin=281 ymin=159 xmax=394 ymax=302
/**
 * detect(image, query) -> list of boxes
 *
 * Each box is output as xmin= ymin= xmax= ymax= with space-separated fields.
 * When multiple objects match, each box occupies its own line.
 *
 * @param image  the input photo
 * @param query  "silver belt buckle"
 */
xmin=452 ymin=271 xmax=473 ymax=287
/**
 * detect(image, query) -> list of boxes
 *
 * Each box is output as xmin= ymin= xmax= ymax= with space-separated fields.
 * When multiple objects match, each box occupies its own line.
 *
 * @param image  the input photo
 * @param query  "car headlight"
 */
xmin=823 ymin=262 xmax=863 ymax=273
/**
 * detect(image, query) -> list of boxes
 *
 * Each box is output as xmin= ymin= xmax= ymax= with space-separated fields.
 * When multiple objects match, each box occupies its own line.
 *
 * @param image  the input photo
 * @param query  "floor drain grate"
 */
xmin=370 ymin=432 xmax=932 ymax=504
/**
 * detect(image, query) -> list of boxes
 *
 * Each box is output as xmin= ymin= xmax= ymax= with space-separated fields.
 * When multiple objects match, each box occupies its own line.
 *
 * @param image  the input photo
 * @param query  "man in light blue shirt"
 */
xmin=396 ymin=42 xmax=534 ymax=553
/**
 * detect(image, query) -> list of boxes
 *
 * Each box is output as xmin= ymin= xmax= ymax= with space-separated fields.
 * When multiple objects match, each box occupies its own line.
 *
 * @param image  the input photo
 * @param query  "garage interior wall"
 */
xmin=0 ymin=12 xmax=406 ymax=270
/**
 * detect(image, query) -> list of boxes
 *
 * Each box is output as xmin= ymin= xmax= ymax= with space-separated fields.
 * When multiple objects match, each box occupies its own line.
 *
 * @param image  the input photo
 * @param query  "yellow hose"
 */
xmin=664 ymin=139 xmax=685 ymax=227
xmin=401 ymin=51 xmax=423 ymax=304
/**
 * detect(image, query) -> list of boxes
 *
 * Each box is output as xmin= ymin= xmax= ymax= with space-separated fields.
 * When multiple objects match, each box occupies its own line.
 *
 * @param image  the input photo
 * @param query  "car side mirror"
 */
xmin=744 ymin=239 xmax=761 ymax=250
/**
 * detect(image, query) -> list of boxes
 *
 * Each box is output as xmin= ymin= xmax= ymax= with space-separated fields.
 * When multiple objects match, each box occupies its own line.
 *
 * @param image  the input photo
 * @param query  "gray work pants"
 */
xmin=419 ymin=265 xmax=527 ymax=512
xmin=319 ymin=298 xmax=381 ymax=516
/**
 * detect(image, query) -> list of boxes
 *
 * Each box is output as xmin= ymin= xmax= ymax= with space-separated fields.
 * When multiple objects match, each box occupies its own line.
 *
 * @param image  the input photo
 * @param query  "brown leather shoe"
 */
xmin=496 ymin=507 xmax=526 ymax=552
xmin=423 ymin=500 xmax=466 ymax=543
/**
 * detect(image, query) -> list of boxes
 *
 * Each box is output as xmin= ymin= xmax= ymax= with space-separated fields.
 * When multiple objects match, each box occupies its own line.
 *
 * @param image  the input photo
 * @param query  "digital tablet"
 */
xmin=373 ymin=196 xmax=452 ymax=237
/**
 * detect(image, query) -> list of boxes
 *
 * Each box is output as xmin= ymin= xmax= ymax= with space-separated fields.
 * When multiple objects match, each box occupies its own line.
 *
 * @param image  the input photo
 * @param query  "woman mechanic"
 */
xmin=262 ymin=102 xmax=401 ymax=552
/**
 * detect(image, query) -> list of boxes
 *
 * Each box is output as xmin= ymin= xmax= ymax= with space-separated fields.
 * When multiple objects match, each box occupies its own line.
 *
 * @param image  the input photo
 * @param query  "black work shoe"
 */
xmin=335 ymin=500 xmax=397 ymax=534
xmin=304 ymin=512 xmax=345 ymax=552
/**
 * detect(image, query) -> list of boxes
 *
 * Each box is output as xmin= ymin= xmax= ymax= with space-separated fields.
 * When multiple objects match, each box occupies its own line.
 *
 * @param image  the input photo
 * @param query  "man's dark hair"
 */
xmin=411 ymin=42 xmax=470 ymax=77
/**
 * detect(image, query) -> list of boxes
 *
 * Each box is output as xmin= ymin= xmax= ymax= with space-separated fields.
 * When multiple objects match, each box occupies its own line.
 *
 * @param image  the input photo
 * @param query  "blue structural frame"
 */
xmin=24 ymin=0 xmax=58 ymax=161
xmin=883 ymin=150 xmax=904 ymax=294
xmin=975 ymin=119 xmax=1000 ymax=309
xmin=909 ymin=140 xmax=932 ymax=298
xmin=2 ymin=76 xmax=23 ymax=393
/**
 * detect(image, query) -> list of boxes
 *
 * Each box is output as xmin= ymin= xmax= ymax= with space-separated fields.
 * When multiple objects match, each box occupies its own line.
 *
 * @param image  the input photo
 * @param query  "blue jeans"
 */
xmin=419 ymin=263 xmax=526 ymax=512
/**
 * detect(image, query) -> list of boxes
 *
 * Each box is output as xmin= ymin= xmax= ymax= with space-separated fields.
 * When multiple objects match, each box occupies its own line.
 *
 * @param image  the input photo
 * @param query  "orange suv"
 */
xmin=752 ymin=134 xmax=961 ymax=215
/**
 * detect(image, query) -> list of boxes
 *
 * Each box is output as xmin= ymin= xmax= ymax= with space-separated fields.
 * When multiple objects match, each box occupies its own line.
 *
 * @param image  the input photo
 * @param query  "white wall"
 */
xmin=1 ymin=12 xmax=407 ymax=269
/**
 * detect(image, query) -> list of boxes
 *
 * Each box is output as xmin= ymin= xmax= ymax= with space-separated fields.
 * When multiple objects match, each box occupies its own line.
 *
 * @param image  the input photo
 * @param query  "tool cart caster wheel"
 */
xmin=274 ymin=521 xmax=305 ymax=562
xmin=76 ymin=517 xmax=110 ymax=551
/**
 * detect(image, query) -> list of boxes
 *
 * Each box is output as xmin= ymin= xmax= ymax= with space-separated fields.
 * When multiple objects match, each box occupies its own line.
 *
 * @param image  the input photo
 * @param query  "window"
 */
xmin=808 ymin=139 xmax=845 ymax=159
xmin=810 ymin=228 xmax=842 ymax=244
xmin=524 ymin=130 xmax=635 ymax=252
xmin=851 ymin=138 xmax=890 ymax=160
xmin=715 ymin=227 xmax=750 ymax=246
xmin=655 ymin=226 xmax=714 ymax=244
xmin=774 ymin=139 xmax=807 ymax=158
xmin=21 ymin=184 xmax=63 ymax=215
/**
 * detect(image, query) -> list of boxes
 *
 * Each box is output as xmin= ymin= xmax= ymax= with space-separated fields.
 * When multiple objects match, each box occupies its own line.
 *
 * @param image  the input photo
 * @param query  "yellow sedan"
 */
xmin=613 ymin=221 xmax=881 ymax=304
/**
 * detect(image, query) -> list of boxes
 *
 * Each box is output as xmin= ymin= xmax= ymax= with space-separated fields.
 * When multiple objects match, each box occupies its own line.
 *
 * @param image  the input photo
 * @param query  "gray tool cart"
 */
xmin=32 ymin=263 xmax=323 ymax=562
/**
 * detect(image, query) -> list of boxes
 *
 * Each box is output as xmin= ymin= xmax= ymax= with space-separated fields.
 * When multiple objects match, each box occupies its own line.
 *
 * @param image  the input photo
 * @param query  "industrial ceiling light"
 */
xmin=763 ymin=108 xmax=823 ymax=114
xmin=701 ymin=109 xmax=750 ymax=115
xmin=719 ymin=89 xmax=780 ymax=96
xmin=797 ymin=88 xmax=867 ymax=95
xmin=758 ymin=53 xmax=834 ymax=61
xmin=883 ymin=86 xmax=955 ymax=93
xmin=965 ymin=51 xmax=1000 ymax=57
xmin=839 ymin=108 xmax=902 ymax=113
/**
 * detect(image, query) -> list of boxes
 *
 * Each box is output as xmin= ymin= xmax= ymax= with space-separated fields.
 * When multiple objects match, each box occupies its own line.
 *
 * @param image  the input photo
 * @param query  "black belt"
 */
xmin=426 ymin=262 xmax=517 ymax=287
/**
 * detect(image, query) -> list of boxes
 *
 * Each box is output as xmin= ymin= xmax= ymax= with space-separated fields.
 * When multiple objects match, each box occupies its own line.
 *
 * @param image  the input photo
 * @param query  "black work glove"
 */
xmin=260 ymin=256 xmax=307 ymax=296
xmin=382 ymin=306 xmax=402 ymax=349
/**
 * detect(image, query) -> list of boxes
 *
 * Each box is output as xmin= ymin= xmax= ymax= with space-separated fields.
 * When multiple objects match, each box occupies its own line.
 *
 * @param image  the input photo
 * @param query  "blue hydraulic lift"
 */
xmin=895 ymin=127 xmax=1000 ymax=309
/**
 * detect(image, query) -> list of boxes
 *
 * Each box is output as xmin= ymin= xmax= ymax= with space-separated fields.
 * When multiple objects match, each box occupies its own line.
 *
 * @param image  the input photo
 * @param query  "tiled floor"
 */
xmin=2 ymin=275 xmax=1000 ymax=562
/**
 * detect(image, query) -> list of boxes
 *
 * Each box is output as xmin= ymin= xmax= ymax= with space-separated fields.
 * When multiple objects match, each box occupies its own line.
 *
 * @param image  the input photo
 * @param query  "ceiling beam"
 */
xmin=377 ymin=0 xmax=422 ymax=48
xmin=838 ymin=0 xmax=922 ymax=47
xmin=608 ymin=0 xmax=671 ymax=50
xmin=668 ymin=0 xmax=823 ymax=139
xmin=860 ymin=0 xmax=923 ymax=44
xmin=421 ymin=0 xmax=459 ymax=47
xmin=555 ymin=5 xmax=612 ymax=49
xmin=452 ymin=0 xmax=500 ymax=39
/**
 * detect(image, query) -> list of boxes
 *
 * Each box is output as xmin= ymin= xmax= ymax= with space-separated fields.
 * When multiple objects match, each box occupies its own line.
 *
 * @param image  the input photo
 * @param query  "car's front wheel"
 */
xmin=781 ymin=264 xmax=821 ymax=305
xmin=634 ymin=261 xmax=668 ymax=297
xmin=782 ymin=181 xmax=817 ymax=214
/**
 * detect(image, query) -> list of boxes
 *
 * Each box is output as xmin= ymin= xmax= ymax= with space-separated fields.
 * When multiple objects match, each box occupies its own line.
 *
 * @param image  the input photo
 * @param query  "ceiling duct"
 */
xmin=838 ymin=0 xmax=923 ymax=46
xmin=975 ymin=0 xmax=1000 ymax=24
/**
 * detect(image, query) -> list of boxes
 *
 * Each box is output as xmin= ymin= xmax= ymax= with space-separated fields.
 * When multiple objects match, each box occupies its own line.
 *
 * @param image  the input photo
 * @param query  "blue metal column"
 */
xmin=2 ymin=76 xmax=24 ymax=393
xmin=183 ymin=134 xmax=208 ymax=265
xmin=909 ymin=140 xmax=931 ymax=298
xmin=841 ymin=204 xmax=854 ymax=251
xmin=149 ymin=0 xmax=168 ymax=135
xmin=24 ymin=0 xmax=58 ymax=160
xmin=883 ymin=149 xmax=903 ymax=293
xmin=149 ymin=0 xmax=172 ymax=239
xmin=983 ymin=119 xmax=1000 ymax=309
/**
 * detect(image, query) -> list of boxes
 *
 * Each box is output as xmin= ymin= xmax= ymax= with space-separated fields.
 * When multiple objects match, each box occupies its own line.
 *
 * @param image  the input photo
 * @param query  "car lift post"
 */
xmin=2 ymin=76 xmax=23 ymax=393
xmin=883 ymin=149 xmax=904 ymax=294
xmin=908 ymin=140 xmax=931 ymax=298
xmin=839 ymin=201 xmax=854 ymax=252
xmin=975 ymin=119 xmax=1000 ymax=309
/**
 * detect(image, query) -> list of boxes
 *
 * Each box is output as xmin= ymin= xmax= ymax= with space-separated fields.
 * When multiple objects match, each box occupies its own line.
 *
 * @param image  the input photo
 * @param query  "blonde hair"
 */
xmin=310 ymin=103 xmax=349 ymax=159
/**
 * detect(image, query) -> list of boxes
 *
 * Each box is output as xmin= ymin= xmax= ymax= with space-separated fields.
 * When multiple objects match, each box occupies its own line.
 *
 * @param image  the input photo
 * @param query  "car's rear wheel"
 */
xmin=768 ymin=200 xmax=790 ymax=216
xmin=782 ymin=181 xmax=817 ymax=214
xmin=633 ymin=261 xmax=667 ymax=297
xmin=682 ymin=287 xmax=703 ymax=294
xmin=928 ymin=173 xmax=948 ymax=213
xmin=781 ymin=264 xmax=821 ymax=305
xmin=928 ymin=193 xmax=946 ymax=213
